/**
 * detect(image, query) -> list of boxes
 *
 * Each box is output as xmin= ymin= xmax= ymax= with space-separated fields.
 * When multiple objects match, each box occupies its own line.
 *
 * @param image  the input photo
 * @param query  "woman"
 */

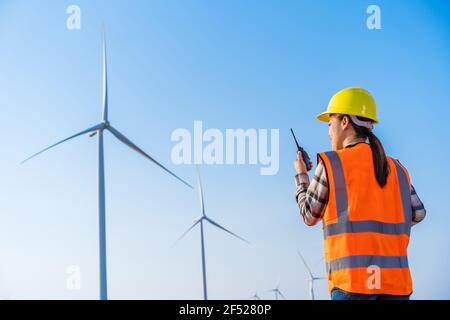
xmin=293 ymin=87 xmax=426 ymax=300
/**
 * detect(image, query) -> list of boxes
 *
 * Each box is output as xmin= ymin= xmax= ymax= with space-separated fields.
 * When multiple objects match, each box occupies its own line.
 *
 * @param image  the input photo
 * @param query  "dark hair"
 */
xmin=334 ymin=114 xmax=390 ymax=188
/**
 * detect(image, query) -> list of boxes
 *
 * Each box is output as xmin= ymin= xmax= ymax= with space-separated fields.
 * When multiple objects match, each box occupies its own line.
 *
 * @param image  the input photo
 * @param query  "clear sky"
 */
xmin=0 ymin=0 xmax=448 ymax=299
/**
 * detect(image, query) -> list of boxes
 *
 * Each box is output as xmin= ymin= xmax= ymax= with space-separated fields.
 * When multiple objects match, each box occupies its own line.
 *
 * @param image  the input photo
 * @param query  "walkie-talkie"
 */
xmin=290 ymin=128 xmax=313 ymax=172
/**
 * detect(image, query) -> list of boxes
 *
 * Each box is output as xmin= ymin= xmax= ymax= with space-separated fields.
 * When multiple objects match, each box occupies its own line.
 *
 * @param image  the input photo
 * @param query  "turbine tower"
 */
xmin=297 ymin=250 xmax=326 ymax=300
xmin=22 ymin=34 xmax=192 ymax=300
xmin=175 ymin=166 xmax=249 ymax=300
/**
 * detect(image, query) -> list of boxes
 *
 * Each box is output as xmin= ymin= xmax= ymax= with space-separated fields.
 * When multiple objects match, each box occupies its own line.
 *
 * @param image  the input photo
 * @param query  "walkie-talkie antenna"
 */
xmin=290 ymin=128 xmax=301 ymax=151
xmin=290 ymin=128 xmax=313 ymax=171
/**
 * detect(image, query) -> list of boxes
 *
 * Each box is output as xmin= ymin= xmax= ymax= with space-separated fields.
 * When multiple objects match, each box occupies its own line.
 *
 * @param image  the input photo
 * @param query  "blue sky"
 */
xmin=0 ymin=0 xmax=448 ymax=299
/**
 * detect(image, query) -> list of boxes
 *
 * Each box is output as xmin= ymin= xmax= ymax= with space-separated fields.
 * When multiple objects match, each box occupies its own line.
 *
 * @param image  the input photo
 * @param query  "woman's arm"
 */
xmin=411 ymin=185 xmax=426 ymax=226
xmin=294 ymin=161 xmax=329 ymax=226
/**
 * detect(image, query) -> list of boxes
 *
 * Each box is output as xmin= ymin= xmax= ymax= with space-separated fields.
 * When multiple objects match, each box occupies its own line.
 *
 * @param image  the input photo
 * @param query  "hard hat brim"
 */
xmin=316 ymin=112 xmax=331 ymax=123
xmin=316 ymin=111 xmax=379 ymax=124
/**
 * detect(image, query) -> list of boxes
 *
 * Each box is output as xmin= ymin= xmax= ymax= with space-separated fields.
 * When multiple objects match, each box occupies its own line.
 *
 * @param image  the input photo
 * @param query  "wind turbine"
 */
xmin=22 ymin=34 xmax=192 ymax=300
xmin=174 ymin=166 xmax=249 ymax=300
xmin=297 ymin=250 xmax=326 ymax=300
xmin=249 ymin=291 xmax=261 ymax=300
xmin=266 ymin=278 xmax=286 ymax=300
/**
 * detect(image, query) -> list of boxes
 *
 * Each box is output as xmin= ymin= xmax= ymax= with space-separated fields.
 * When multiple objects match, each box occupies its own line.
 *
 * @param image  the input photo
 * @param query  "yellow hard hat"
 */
xmin=317 ymin=87 xmax=379 ymax=123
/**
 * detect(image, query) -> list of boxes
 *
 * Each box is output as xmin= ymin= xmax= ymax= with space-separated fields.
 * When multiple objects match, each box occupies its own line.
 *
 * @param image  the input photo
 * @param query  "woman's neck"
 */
xmin=342 ymin=136 xmax=366 ymax=149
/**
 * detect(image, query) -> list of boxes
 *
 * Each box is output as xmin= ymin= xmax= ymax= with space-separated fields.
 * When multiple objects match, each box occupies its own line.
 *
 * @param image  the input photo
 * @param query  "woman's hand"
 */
xmin=294 ymin=151 xmax=312 ymax=174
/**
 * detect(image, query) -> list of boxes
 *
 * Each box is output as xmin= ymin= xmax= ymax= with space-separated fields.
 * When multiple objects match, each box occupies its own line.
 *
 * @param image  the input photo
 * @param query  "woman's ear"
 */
xmin=341 ymin=115 xmax=350 ymax=130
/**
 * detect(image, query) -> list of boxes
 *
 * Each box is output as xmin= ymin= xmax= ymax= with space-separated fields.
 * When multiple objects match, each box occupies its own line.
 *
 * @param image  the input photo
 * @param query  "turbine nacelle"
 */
xmin=89 ymin=121 xmax=110 ymax=137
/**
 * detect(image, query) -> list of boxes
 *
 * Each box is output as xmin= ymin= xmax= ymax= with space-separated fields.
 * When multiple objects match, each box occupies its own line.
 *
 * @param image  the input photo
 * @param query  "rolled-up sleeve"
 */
xmin=294 ymin=162 xmax=329 ymax=226
xmin=411 ymin=185 xmax=426 ymax=226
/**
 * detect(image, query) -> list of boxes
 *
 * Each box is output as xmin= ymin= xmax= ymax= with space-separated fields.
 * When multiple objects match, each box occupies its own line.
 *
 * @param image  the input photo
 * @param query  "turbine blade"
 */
xmin=297 ymin=250 xmax=314 ymax=278
xmin=173 ymin=219 xmax=201 ymax=246
xmin=102 ymin=32 xmax=108 ymax=121
xmin=196 ymin=165 xmax=206 ymax=216
xmin=278 ymin=291 xmax=287 ymax=300
xmin=204 ymin=217 xmax=250 ymax=244
xmin=107 ymin=126 xmax=193 ymax=189
xmin=21 ymin=123 xmax=105 ymax=164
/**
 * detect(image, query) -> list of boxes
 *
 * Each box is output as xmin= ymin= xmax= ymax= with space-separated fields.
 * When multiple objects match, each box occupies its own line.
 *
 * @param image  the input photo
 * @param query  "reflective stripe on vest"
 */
xmin=326 ymin=255 xmax=409 ymax=273
xmin=322 ymin=151 xmax=413 ymax=273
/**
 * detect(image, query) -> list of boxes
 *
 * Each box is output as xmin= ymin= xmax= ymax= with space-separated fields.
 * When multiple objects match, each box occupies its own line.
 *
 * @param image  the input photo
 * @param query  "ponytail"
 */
xmin=367 ymin=131 xmax=390 ymax=188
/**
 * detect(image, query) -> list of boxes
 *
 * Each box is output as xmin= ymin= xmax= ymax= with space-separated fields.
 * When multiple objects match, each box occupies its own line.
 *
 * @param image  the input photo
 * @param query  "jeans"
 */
xmin=331 ymin=288 xmax=410 ymax=300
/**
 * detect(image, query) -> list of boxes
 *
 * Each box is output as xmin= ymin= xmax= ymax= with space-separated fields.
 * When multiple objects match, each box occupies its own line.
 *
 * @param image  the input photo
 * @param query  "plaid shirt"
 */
xmin=295 ymin=157 xmax=426 ymax=227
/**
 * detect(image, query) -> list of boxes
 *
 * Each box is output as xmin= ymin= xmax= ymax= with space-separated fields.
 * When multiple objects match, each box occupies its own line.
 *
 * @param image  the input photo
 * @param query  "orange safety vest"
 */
xmin=318 ymin=143 xmax=413 ymax=296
